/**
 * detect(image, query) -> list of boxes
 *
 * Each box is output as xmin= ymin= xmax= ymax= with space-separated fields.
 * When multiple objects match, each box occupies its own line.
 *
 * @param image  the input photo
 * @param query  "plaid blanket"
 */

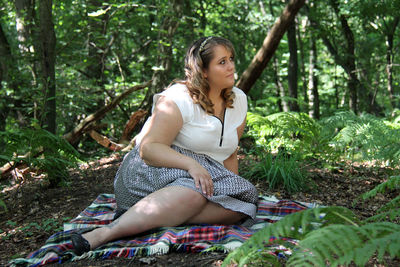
xmin=10 ymin=194 xmax=318 ymax=266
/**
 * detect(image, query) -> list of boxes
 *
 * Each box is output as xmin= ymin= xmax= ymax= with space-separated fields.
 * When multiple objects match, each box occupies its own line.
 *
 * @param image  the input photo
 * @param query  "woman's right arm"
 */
xmin=139 ymin=96 xmax=214 ymax=197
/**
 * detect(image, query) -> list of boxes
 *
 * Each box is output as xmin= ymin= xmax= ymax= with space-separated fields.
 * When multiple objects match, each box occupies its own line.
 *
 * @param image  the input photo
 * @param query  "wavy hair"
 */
xmin=177 ymin=36 xmax=236 ymax=115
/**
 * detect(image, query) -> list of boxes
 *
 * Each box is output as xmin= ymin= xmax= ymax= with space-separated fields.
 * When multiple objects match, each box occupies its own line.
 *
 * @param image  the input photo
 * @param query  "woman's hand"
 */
xmin=187 ymin=161 xmax=213 ymax=197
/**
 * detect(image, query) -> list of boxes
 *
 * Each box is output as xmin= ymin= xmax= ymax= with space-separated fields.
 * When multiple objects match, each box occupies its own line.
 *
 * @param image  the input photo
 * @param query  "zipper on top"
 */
xmin=212 ymin=108 xmax=226 ymax=147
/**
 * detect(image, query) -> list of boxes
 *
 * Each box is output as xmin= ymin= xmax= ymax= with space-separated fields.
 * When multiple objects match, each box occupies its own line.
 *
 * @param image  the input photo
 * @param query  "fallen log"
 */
xmin=119 ymin=109 xmax=147 ymax=144
xmin=63 ymin=80 xmax=151 ymax=144
xmin=1 ymin=80 xmax=151 ymax=178
xmin=89 ymin=130 xmax=124 ymax=151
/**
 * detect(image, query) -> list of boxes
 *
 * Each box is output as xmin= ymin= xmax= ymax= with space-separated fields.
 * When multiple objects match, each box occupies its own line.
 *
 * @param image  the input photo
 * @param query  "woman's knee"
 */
xmin=175 ymin=186 xmax=207 ymax=208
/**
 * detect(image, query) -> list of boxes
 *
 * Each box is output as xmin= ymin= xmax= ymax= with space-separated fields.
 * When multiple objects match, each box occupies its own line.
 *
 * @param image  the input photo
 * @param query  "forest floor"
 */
xmin=1 ymin=150 xmax=399 ymax=266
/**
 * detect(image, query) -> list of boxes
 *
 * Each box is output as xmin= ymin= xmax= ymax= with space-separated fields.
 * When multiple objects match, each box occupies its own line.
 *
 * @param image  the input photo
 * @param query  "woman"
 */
xmin=71 ymin=36 xmax=258 ymax=255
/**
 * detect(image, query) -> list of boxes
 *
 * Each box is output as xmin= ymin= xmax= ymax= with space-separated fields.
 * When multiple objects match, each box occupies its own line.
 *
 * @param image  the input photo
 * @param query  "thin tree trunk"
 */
xmin=287 ymin=19 xmax=300 ymax=111
xmin=236 ymin=0 xmax=305 ymax=94
xmin=141 ymin=0 xmax=184 ymax=111
xmin=13 ymin=0 xmax=36 ymax=127
xmin=297 ymin=17 xmax=308 ymax=112
xmin=308 ymin=38 xmax=319 ymax=119
xmin=38 ymin=0 xmax=57 ymax=133
xmin=329 ymin=0 xmax=358 ymax=113
xmin=385 ymin=17 xmax=400 ymax=109
xmin=0 ymin=23 xmax=12 ymax=133
xmin=273 ymin=57 xmax=289 ymax=112
xmin=14 ymin=0 xmax=35 ymax=56
xmin=86 ymin=1 xmax=109 ymax=85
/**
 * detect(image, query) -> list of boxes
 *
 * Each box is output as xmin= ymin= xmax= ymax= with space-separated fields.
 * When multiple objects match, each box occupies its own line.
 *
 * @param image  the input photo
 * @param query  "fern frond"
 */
xmin=222 ymin=206 xmax=358 ymax=267
xmin=362 ymin=176 xmax=400 ymax=200
xmin=365 ymin=196 xmax=400 ymax=222
xmin=288 ymin=222 xmax=400 ymax=267
xmin=2 ymin=128 xmax=80 ymax=186
xmin=320 ymin=111 xmax=400 ymax=165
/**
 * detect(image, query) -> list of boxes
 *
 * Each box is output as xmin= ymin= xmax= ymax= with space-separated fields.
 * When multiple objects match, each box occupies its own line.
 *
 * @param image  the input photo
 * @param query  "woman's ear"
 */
xmin=202 ymin=69 xmax=208 ymax=79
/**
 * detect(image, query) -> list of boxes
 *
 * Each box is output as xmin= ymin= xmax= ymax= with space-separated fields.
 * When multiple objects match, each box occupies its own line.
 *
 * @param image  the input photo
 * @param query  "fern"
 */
xmin=0 ymin=128 xmax=80 ymax=186
xmin=222 ymin=206 xmax=359 ymax=266
xmin=361 ymin=176 xmax=400 ymax=200
xmin=287 ymin=222 xmax=400 ymax=267
xmin=224 ymin=173 xmax=400 ymax=266
xmin=223 ymin=207 xmax=400 ymax=267
xmin=361 ymin=176 xmax=400 ymax=222
xmin=321 ymin=111 xmax=400 ymax=166
xmin=246 ymin=111 xmax=328 ymax=159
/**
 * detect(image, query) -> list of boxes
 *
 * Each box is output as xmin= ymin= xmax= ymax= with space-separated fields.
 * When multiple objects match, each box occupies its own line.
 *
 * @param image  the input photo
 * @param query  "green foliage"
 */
xmin=2 ymin=217 xmax=70 ymax=240
xmin=223 ymin=206 xmax=360 ymax=266
xmin=223 ymin=207 xmax=400 ymax=266
xmin=321 ymin=111 xmax=400 ymax=166
xmin=246 ymin=110 xmax=400 ymax=166
xmin=223 ymin=174 xmax=400 ymax=266
xmin=0 ymin=199 xmax=7 ymax=213
xmin=246 ymin=111 xmax=327 ymax=158
xmin=241 ymin=150 xmax=310 ymax=193
xmin=288 ymin=222 xmax=400 ymax=267
xmin=361 ymin=175 xmax=400 ymax=222
xmin=0 ymin=128 xmax=80 ymax=187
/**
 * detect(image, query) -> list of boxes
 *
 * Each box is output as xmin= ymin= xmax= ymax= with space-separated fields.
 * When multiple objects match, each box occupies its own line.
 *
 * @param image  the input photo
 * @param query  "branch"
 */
xmin=88 ymin=130 xmax=124 ymax=151
xmin=63 ymin=80 xmax=151 ymax=144
xmin=236 ymin=0 xmax=305 ymax=93
xmin=119 ymin=109 xmax=147 ymax=143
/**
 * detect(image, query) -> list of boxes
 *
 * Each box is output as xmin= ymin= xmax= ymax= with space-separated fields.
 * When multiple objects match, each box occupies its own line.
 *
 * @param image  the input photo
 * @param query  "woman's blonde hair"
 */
xmin=179 ymin=36 xmax=236 ymax=114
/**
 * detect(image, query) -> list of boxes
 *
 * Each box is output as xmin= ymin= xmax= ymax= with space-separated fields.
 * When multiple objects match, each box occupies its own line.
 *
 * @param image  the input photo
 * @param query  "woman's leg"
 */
xmin=82 ymin=186 xmax=208 ymax=249
xmin=185 ymin=201 xmax=246 ymax=225
xmin=82 ymin=186 xmax=246 ymax=250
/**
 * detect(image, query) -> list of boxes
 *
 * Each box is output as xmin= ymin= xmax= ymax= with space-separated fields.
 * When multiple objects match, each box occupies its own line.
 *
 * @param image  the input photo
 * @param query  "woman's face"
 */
xmin=203 ymin=45 xmax=235 ymax=91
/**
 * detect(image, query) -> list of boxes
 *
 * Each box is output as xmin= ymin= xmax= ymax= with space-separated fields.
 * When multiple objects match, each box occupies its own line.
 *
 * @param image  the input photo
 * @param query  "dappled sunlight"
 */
xmin=76 ymin=153 xmax=122 ymax=172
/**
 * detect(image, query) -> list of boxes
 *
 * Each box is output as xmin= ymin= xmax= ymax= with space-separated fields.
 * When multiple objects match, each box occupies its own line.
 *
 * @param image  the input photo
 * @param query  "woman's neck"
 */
xmin=208 ymin=89 xmax=225 ymax=119
xmin=208 ymin=88 xmax=223 ymax=105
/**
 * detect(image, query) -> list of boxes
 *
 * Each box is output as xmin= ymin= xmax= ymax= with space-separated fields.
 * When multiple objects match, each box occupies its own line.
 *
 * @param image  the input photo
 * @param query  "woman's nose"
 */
xmin=228 ymin=60 xmax=234 ymax=70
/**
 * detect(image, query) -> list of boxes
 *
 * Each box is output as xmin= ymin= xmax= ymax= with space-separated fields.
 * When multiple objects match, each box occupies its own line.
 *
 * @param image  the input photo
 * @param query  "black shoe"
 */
xmin=71 ymin=232 xmax=91 ymax=256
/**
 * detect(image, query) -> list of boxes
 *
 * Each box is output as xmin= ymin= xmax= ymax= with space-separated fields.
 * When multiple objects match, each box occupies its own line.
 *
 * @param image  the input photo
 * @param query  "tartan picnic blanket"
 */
xmin=10 ymin=193 xmax=319 ymax=266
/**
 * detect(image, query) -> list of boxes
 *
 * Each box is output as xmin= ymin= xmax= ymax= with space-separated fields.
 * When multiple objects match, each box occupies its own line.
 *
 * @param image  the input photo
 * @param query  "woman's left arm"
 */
xmin=223 ymin=116 xmax=246 ymax=174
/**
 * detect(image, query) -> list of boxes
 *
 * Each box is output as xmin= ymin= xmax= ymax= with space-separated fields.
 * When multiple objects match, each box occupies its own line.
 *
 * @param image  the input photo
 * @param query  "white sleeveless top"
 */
xmin=136 ymin=83 xmax=247 ymax=164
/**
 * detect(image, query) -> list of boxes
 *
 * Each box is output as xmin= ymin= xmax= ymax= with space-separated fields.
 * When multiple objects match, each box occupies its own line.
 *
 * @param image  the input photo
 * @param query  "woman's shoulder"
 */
xmin=155 ymin=83 xmax=192 ymax=104
xmin=232 ymin=87 xmax=247 ymax=106
xmin=154 ymin=83 xmax=194 ymax=122
xmin=232 ymin=86 xmax=246 ymax=97
xmin=163 ymin=83 xmax=190 ymax=96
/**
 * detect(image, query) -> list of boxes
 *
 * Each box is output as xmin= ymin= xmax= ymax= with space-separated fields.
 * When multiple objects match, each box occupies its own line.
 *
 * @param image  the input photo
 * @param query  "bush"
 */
xmin=0 ymin=128 xmax=80 ymax=187
xmin=241 ymin=150 xmax=311 ymax=193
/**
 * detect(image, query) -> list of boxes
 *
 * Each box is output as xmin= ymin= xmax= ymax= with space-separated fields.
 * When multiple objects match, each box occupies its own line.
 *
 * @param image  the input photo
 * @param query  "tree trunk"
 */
xmin=14 ymin=0 xmax=35 ymax=56
xmin=141 ymin=0 xmax=184 ymax=111
xmin=329 ymin=0 xmax=358 ymax=113
xmin=308 ymin=37 xmax=319 ymax=119
xmin=236 ymin=0 xmax=305 ymax=94
xmin=86 ymin=1 xmax=109 ymax=84
xmin=273 ymin=57 xmax=289 ymax=112
xmin=13 ymin=0 xmax=36 ymax=128
xmin=38 ymin=0 xmax=57 ymax=133
xmin=297 ymin=17 xmax=308 ymax=112
xmin=0 ymin=23 xmax=12 ymax=133
xmin=385 ymin=17 xmax=400 ymax=109
xmin=287 ymin=19 xmax=300 ymax=111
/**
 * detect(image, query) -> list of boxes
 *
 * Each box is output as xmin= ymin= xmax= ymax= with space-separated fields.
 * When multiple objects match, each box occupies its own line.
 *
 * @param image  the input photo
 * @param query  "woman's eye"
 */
xmin=220 ymin=60 xmax=225 ymax=65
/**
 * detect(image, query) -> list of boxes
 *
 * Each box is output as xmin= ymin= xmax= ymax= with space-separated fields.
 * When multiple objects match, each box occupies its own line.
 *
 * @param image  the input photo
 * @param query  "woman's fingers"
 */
xmin=188 ymin=164 xmax=213 ymax=197
xmin=199 ymin=174 xmax=213 ymax=197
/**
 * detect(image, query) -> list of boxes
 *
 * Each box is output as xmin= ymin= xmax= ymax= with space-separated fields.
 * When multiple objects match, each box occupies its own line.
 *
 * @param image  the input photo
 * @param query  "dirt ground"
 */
xmin=1 ymin=151 xmax=399 ymax=266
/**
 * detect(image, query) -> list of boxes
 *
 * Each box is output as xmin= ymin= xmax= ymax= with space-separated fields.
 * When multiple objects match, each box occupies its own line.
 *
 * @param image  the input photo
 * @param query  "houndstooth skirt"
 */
xmin=113 ymin=145 xmax=258 ymax=221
